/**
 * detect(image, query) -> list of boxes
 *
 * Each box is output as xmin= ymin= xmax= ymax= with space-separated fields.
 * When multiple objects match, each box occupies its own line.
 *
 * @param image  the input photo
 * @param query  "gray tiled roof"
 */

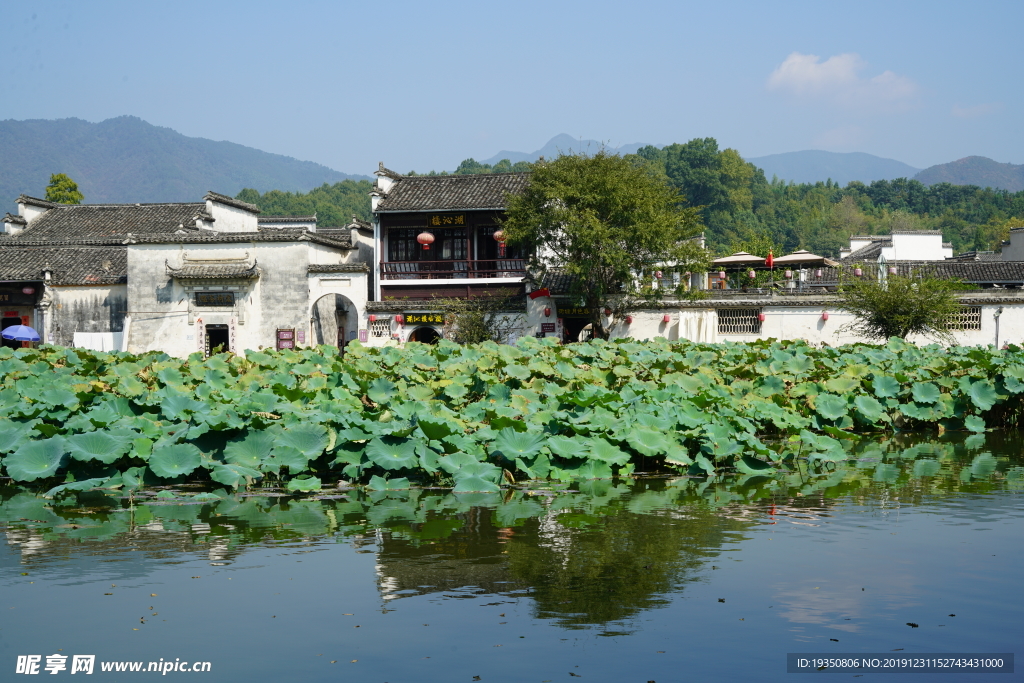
xmin=126 ymin=229 xmax=353 ymax=249
xmin=540 ymin=268 xmax=577 ymax=295
xmin=167 ymin=262 xmax=260 ymax=280
xmin=259 ymin=215 xmax=316 ymax=223
xmin=204 ymin=191 xmax=260 ymax=213
xmin=3 ymin=213 xmax=27 ymax=226
xmin=9 ymin=202 xmax=206 ymax=242
xmin=840 ymin=240 xmax=889 ymax=262
xmin=308 ymin=263 xmax=369 ymax=273
xmin=811 ymin=261 xmax=1024 ymax=285
xmin=0 ymin=246 xmax=126 ymax=285
xmin=375 ymin=173 xmax=530 ymax=212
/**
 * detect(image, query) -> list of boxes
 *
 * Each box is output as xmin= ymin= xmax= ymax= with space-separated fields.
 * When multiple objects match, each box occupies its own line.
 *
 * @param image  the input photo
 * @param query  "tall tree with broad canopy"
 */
xmin=502 ymin=152 xmax=709 ymax=340
xmin=836 ymin=271 xmax=971 ymax=343
xmin=45 ymin=173 xmax=84 ymax=205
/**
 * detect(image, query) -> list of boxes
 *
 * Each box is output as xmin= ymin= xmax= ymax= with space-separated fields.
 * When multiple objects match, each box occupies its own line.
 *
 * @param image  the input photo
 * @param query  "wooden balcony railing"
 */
xmin=380 ymin=259 xmax=526 ymax=280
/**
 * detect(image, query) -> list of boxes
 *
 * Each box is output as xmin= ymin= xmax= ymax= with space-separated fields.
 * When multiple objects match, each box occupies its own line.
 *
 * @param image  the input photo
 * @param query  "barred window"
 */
xmin=947 ymin=306 xmax=982 ymax=330
xmin=717 ymin=308 xmax=762 ymax=334
xmin=370 ymin=319 xmax=391 ymax=338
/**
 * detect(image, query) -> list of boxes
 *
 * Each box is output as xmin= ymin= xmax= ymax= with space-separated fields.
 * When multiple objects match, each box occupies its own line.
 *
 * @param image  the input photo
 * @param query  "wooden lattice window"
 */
xmin=947 ymin=306 xmax=982 ymax=330
xmin=370 ymin=319 xmax=391 ymax=338
xmin=717 ymin=308 xmax=762 ymax=334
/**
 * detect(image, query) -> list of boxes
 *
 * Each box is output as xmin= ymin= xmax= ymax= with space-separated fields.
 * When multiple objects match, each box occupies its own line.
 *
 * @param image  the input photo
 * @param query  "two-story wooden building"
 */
xmin=367 ymin=165 xmax=532 ymax=343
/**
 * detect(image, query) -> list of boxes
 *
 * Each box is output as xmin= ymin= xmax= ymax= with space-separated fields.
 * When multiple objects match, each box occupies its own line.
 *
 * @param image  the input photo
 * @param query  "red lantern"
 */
xmin=493 ymin=229 xmax=506 ymax=257
xmin=784 ymin=269 xmax=793 ymax=279
xmin=748 ymin=269 xmax=756 ymax=279
xmin=815 ymin=269 xmax=823 ymax=278
xmin=655 ymin=270 xmax=663 ymax=279
xmin=718 ymin=271 xmax=726 ymax=280
xmin=889 ymin=266 xmax=897 ymax=275
xmin=854 ymin=267 xmax=863 ymax=277
xmin=821 ymin=311 xmax=829 ymax=321
xmin=758 ymin=312 xmax=766 ymax=322
xmin=544 ymin=307 xmax=551 ymax=317
xmin=394 ymin=315 xmax=404 ymax=325
xmin=417 ymin=232 xmax=435 ymax=250
xmin=22 ymin=287 xmax=34 ymax=295
xmin=662 ymin=314 xmax=671 ymax=323
xmin=368 ymin=314 xmax=377 ymax=322
xmin=625 ymin=316 xmax=633 ymax=324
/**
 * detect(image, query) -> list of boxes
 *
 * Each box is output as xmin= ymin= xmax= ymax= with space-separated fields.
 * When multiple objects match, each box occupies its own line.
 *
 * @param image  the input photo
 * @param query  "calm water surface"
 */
xmin=1 ymin=434 xmax=1021 ymax=682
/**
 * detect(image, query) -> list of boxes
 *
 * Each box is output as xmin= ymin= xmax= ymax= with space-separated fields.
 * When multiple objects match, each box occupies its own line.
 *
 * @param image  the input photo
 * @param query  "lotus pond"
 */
xmin=2 ymin=432 xmax=1021 ymax=682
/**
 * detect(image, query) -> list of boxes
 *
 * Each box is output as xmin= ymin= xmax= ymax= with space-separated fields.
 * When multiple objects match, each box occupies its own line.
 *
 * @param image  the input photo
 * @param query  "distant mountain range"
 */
xmin=480 ymin=134 xmax=651 ymax=166
xmin=914 ymin=156 xmax=1024 ymax=192
xmin=0 ymin=116 xmax=368 ymax=211
xmin=746 ymin=150 xmax=922 ymax=186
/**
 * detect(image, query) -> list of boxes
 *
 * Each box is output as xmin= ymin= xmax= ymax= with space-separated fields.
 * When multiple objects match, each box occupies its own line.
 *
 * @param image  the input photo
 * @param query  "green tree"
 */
xmin=431 ymin=288 xmax=523 ymax=344
xmin=836 ymin=272 xmax=971 ymax=343
xmin=502 ymin=152 xmax=709 ymax=340
xmin=45 ymin=173 xmax=84 ymax=204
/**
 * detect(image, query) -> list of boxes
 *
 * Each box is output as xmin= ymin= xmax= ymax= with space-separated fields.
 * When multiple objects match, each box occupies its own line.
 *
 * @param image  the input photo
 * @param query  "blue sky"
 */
xmin=2 ymin=0 xmax=1020 ymax=175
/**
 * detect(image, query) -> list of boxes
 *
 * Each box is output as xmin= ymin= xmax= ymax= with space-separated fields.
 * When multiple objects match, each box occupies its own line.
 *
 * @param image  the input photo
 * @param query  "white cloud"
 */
xmin=951 ymin=102 xmax=1002 ymax=119
xmin=767 ymin=52 xmax=918 ymax=110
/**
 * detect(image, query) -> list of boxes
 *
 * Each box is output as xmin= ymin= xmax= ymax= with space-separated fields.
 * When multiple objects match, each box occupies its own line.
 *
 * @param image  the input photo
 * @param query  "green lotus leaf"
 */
xmin=5 ymin=437 xmax=69 ymax=481
xmin=437 ymin=451 xmax=481 ymax=474
xmin=911 ymin=382 xmax=942 ymax=404
xmin=514 ymin=452 xmax=550 ymax=480
xmin=970 ymin=453 xmax=998 ymax=478
xmin=814 ymin=393 xmax=848 ymax=420
xmin=964 ymin=415 xmax=987 ymax=433
xmin=584 ymin=438 xmax=631 ymax=466
xmin=872 ymin=375 xmax=901 ymax=398
xmin=39 ymin=388 xmax=80 ymax=409
xmin=366 ymin=437 xmax=418 ymax=470
xmin=210 ymin=463 xmax=262 ymax=487
xmin=444 ymin=383 xmax=469 ymax=400
xmin=453 ymin=473 xmax=501 ymax=493
xmin=266 ymin=445 xmax=311 ymax=474
xmin=43 ymin=477 xmax=112 ymax=498
xmin=784 ymin=354 xmax=815 ymax=374
xmin=148 ymin=443 xmax=202 ymax=479
xmin=900 ymin=402 xmax=941 ymax=422
xmin=367 ymin=378 xmax=398 ymax=405
xmin=0 ymin=420 xmax=37 ymax=454
xmin=492 ymin=429 xmax=546 ymax=459
xmin=853 ymin=395 xmax=885 ymax=422
xmin=66 ymin=430 xmax=134 ymax=464
xmin=623 ymin=426 xmax=672 ymax=457
xmin=275 ymin=423 xmax=329 ymax=458
xmin=366 ymin=475 xmax=410 ymax=491
xmin=417 ymin=417 xmax=457 ymax=441
xmin=224 ymin=432 xmax=274 ymax=468
xmin=735 ymin=455 xmax=775 ymax=475
xmin=824 ymin=377 xmax=860 ymax=394
xmin=158 ymin=388 xmax=206 ymax=421
xmin=286 ymin=476 xmax=323 ymax=492
xmin=968 ymin=380 xmax=998 ymax=411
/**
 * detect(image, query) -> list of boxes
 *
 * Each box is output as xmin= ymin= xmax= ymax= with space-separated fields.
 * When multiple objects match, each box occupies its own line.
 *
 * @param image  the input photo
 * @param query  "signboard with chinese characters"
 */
xmin=358 ymin=329 xmax=368 ymax=342
xmin=405 ymin=313 xmax=444 ymax=325
xmin=428 ymin=214 xmax=466 ymax=227
xmin=556 ymin=306 xmax=591 ymax=318
xmin=541 ymin=323 xmax=556 ymax=333
xmin=276 ymin=328 xmax=294 ymax=350
xmin=195 ymin=292 xmax=234 ymax=306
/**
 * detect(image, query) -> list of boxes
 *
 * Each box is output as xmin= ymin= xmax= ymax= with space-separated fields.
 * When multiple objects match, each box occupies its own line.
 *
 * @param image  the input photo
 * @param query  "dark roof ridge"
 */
xmin=3 ymin=213 xmax=28 ymax=225
xmin=204 ymin=191 xmax=260 ymax=213
xmin=16 ymin=195 xmax=58 ymax=209
xmin=258 ymin=215 xmax=316 ymax=222
xmin=376 ymin=162 xmax=404 ymax=180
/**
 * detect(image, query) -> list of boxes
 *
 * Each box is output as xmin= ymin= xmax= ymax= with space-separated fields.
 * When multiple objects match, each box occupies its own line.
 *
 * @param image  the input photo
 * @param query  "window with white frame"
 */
xmin=370 ymin=318 xmax=391 ymax=337
xmin=717 ymin=308 xmax=762 ymax=334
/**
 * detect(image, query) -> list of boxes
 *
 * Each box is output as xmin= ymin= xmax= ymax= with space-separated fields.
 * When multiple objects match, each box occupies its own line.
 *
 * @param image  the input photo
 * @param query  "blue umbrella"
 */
xmin=1 ymin=325 xmax=41 ymax=342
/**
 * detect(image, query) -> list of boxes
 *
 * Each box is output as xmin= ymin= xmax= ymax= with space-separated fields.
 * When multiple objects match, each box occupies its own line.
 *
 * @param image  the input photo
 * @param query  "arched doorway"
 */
xmin=311 ymin=293 xmax=356 ymax=349
xmin=408 ymin=326 xmax=441 ymax=344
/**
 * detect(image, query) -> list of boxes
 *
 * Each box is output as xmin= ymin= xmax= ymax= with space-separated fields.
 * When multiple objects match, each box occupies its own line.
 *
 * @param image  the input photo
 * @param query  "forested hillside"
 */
xmin=236 ymin=180 xmax=374 ymax=225
xmin=237 ymin=139 xmax=1024 ymax=258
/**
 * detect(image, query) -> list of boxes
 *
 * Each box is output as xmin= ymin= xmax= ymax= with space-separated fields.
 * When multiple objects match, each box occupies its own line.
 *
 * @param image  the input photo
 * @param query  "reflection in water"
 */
xmin=1 ymin=432 xmax=1022 ymax=636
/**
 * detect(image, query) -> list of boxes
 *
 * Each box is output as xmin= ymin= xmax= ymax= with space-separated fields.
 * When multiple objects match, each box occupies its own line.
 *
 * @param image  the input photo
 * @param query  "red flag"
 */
xmin=765 ymin=250 xmax=774 ymax=269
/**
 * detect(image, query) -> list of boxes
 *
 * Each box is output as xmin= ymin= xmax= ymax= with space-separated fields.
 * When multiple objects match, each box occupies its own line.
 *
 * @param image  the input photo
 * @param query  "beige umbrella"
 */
xmin=711 ymin=252 xmax=765 ymax=266
xmin=772 ymin=250 xmax=840 ymax=267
